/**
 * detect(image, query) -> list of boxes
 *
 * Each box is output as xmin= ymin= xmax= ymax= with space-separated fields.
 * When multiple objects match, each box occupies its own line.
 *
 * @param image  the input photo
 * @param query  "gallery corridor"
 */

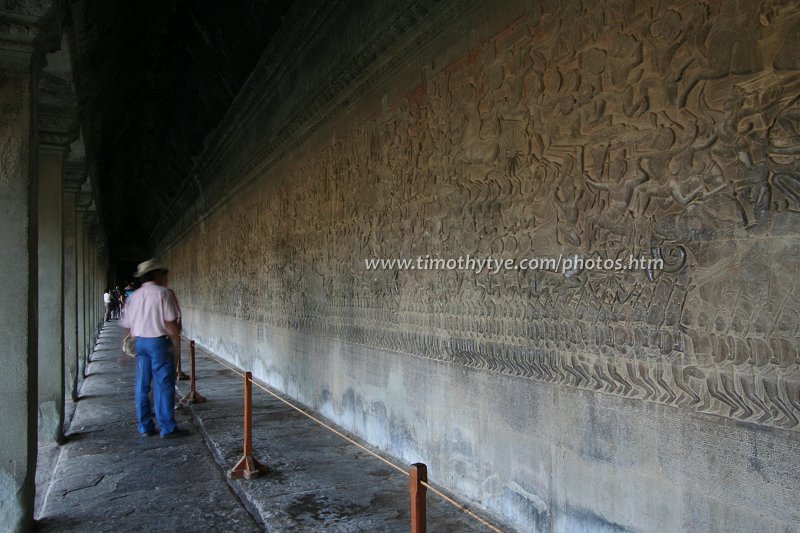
xmin=34 ymin=322 xmax=493 ymax=531
xmin=34 ymin=323 xmax=260 ymax=531
xmin=3 ymin=1 xmax=800 ymax=531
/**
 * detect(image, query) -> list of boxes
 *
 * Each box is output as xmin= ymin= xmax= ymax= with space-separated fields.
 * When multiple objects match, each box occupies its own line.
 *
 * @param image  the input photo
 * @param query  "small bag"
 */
xmin=122 ymin=336 xmax=136 ymax=357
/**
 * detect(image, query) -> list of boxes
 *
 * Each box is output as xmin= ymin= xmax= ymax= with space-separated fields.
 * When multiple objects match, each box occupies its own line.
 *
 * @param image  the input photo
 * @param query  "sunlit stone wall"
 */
xmin=162 ymin=1 xmax=800 ymax=530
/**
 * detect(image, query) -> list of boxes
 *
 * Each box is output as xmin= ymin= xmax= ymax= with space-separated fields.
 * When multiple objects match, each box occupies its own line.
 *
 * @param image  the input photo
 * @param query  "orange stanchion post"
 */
xmin=180 ymin=340 xmax=206 ymax=405
xmin=410 ymin=463 xmax=428 ymax=533
xmin=176 ymin=338 xmax=189 ymax=381
xmin=227 ymin=371 xmax=266 ymax=479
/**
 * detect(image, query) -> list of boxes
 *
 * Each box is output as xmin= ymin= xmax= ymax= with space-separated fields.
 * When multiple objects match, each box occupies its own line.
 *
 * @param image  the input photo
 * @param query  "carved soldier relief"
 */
xmin=168 ymin=1 xmax=800 ymax=431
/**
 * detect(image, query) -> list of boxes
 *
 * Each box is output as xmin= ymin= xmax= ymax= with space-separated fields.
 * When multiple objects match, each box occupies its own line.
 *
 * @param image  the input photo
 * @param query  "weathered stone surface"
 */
xmin=180 ymin=310 xmax=800 ymax=532
xmin=63 ymin=158 xmax=85 ymax=403
xmin=35 ymin=324 xmax=260 ymax=532
xmin=0 ymin=28 xmax=39 ymax=533
xmin=175 ymin=334 xmax=497 ymax=532
xmin=165 ymin=0 xmax=800 ymax=433
xmin=153 ymin=1 xmax=800 ymax=531
xmin=37 ymin=322 xmax=491 ymax=531
xmin=37 ymin=120 xmax=72 ymax=444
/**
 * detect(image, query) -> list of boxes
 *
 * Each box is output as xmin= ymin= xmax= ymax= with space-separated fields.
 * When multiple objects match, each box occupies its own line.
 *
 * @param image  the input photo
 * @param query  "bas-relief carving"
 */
xmin=168 ymin=1 xmax=800 ymax=430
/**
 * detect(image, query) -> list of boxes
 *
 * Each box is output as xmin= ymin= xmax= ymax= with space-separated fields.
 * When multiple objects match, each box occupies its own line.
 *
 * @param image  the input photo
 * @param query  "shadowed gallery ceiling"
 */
xmin=67 ymin=0 xmax=295 ymax=262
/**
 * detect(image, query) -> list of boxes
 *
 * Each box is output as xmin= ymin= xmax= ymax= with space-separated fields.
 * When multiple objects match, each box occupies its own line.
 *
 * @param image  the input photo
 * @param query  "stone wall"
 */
xmin=161 ymin=1 xmax=800 ymax=530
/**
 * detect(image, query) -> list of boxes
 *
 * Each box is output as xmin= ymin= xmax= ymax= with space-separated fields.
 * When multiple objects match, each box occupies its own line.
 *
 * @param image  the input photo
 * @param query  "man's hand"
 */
xmin=122 ymin=329 xmax=135 ymax=357
xmin=165 ymin=320 xmax=180 ymax=365
xmin=172 ymin=338 xmax=181 ymax=367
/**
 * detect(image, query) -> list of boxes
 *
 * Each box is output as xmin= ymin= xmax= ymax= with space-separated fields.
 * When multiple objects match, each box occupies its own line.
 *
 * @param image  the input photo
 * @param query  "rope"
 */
xmin=210 ymin=355 xmax=407 ymax=476
xmin=419 ymin=480 xmax=502 ymax=532
xmin=202 ymin=347 xmax=503 ymax=532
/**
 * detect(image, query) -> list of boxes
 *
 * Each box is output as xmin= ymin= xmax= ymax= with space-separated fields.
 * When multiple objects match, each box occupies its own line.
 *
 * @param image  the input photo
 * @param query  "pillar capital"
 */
xmin=88 ymin=222 xmax=109 ymax=259
xmin=79 ymin=203 xmax=101 ymax=241
xmin=64 ymin=160 xmax=87 ymax=192
xmin=39 ymin=37 xmax=79 ymax=150
xmin=82 ymin=213 xmax=98 ymax=233
xmin=76 ymin=190 xmax=94 ymax=211
xmin=86 ymin=221 xmax=99 ymax=241
xmin=0 ymin=2 xmax=55 ymax=62
xmin=39 ymin=103 xmax=78 ymax=152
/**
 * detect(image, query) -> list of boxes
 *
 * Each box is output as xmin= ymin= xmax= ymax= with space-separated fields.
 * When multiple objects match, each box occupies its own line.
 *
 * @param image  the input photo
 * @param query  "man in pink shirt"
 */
xmin=121 ymin=258 xmax=188 ymax=438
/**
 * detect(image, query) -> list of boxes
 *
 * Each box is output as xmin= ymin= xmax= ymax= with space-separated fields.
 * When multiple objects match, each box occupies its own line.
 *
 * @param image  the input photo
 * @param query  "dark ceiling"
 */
xmin=67 ymin=0 xmax=295 ymax=264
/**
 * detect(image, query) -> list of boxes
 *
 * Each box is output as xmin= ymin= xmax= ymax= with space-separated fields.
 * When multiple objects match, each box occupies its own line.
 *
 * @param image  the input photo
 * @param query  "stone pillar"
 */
xmin=98 ymin=248 xmax=108 ymax=321
xmin=87 ymin=232 xmax=93 ymax=347
xmin=63 ymin=162 xmax=86 ymax=402
xmin=87 ymin=219 xmax=100 ymax=355
xmin=37 ymin=106 xmax=75 ymax=443
xmin=75 ymin=205 xmax=85 ymax=381
xmin=0 ymin=4 xmax=51 ymax=529
xmin=75 ymin=194 xmax=92 ymax=381
xmin=89 ymin=224 xmax=98 ymax=344
xmin=84 ymin=217 xmax=92 ymax=368
xmin=84 ymin=220 xmax=91 ymax=362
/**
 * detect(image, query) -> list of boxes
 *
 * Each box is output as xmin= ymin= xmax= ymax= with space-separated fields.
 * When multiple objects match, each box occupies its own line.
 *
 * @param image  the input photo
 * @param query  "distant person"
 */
xmin=121 ymin=258 xmax=189 ymax=439
xmin=124 ymin=281 xmax=136 ymax=300
xmin=121 ymin=282 xmax=136 ymax=319
xmin=111 ymin=286 xmax=121 ymax=320
xmin=103 ymin=288 xmax=113 ymax=321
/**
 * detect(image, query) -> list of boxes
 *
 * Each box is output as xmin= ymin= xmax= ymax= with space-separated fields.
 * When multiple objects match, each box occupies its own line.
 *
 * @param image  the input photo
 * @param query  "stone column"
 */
xmin=87 ymin=230 xmax=92 ymax=349
xmin=37 ymin=106 xmax=75 ymax=444
xmin=76 ymin=205 xmax=85 ymax=380
xmin=88 ymin=219 xmax=101 ymax=355
xmin=89 ymin=223 xmax=98 ymax=344
xmin=75 ymin=194 xmax=92 ymax=381
xmin=87 ymin=231 xmax=93 ymax=348
xmin=98 ymin=247 xmax=108 ymax=322
xmin=83 ymin=216 xmax=93 ymax=369
xmin=63 ymin=162 xmax=86 ymax=402
xmin=0 ymin=4 xmax=51 ymax=529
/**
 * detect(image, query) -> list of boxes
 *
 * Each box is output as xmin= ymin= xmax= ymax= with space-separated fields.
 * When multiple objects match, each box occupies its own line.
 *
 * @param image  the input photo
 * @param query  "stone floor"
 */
xmin=35 ymin=323 xmax=260 ymax=532
xmin=35 ymin=322 xmax=496 ymax=531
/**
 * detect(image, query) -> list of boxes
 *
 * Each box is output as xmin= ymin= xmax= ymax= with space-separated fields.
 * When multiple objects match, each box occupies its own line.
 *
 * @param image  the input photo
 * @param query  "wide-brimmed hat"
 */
xmin=134 ymin=258 xmax=168 ymax=278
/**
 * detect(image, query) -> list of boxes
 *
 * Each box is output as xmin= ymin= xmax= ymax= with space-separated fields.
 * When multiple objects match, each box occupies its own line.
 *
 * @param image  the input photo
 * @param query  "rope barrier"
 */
xmin=179 ymin=340 xmax=205 ymax=405
xmin=419 ymin=480 xmax=502 ymax=532
xmin=210 ymin=355 xmax=407 ymax=476
xmin=201 ymin=346 xmax=503 ymax=532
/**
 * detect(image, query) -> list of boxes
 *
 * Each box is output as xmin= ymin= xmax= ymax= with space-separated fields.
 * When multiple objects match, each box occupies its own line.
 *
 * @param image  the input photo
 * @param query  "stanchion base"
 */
xmin=180 ymin=390 xmax=206 ymax=406
xmin=176 ymin=371 xmax=190 ymax=381
xmin=227 ymin=455 xmax=266 ymax=479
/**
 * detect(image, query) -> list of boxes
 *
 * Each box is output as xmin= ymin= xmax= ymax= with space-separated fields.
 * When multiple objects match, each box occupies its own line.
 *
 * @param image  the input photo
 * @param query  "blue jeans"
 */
xmin=135 ymin=336 xmax=177 ymax=436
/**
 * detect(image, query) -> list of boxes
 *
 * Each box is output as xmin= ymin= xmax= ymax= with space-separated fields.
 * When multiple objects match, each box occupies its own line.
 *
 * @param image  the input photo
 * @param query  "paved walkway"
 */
xmin=36 ymin=322 xmax=496 ymax=531
xmin=35 ymin=323 xmax=260 ymax=532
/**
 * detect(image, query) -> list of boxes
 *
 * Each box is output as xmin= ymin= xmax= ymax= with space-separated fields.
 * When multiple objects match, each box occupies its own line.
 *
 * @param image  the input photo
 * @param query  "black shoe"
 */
xmin=160 ymin=428 xmax=190 ymax=439
xmin=141 ymin=429 xmax=158 ymax=437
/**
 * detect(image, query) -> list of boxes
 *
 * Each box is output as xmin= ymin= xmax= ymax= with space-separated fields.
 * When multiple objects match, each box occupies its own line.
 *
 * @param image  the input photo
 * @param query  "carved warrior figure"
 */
xmin=164 ymin=1 xmax=800 ymax=431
